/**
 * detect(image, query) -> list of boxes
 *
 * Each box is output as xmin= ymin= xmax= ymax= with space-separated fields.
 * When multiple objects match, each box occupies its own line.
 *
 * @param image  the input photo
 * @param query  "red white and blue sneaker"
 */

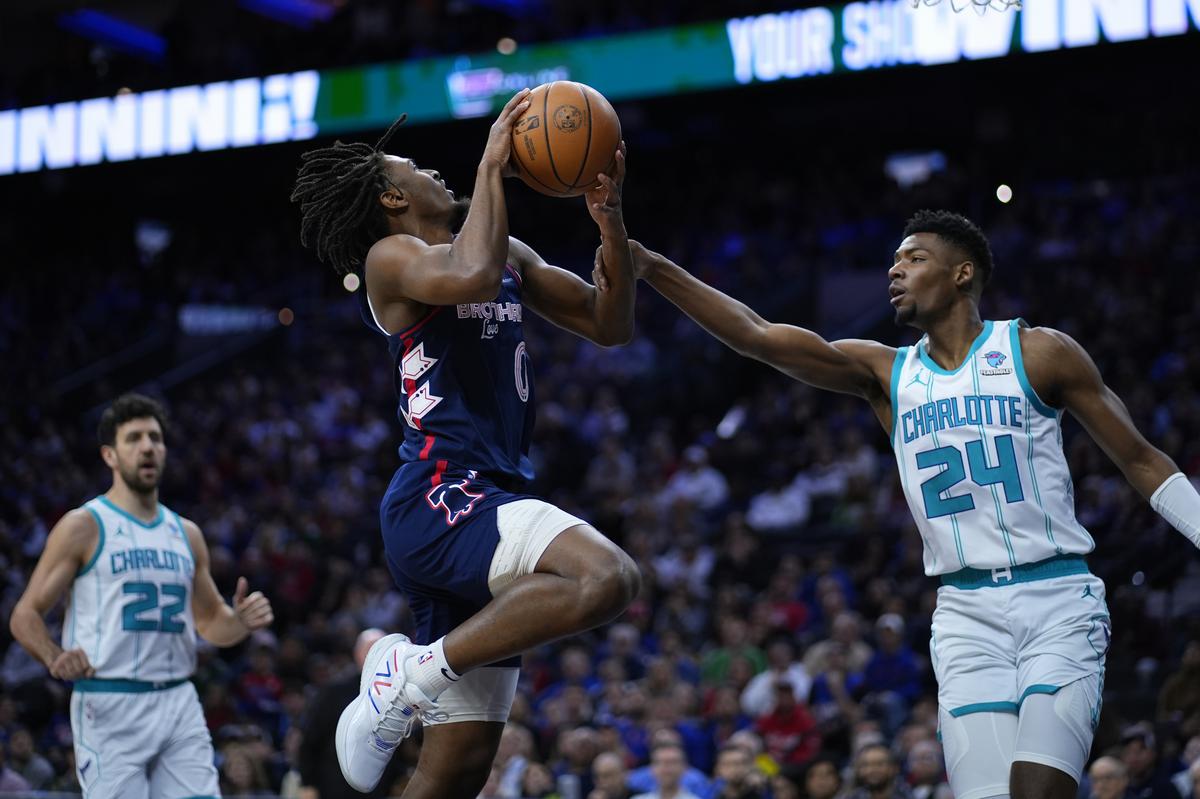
xmin=335 ymin=633 xmax=444 ymax=792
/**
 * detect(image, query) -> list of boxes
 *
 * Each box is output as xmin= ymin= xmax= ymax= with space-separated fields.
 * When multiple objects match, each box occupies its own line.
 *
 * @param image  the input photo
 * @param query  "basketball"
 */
xmin=510 ymin=81 xmax=621 ymax=198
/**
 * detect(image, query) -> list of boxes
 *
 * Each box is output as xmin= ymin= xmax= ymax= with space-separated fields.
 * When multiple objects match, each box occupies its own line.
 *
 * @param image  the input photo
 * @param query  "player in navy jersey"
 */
xmin=291 ymin=88 xmax=640 ymax=797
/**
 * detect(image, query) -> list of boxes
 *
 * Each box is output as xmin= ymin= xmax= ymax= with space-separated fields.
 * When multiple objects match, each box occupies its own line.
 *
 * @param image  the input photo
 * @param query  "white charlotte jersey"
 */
xmin=65 ymin=497 xmax=197 ymax=682
xmin=890 ymin=319 xmax=1095 ymax=576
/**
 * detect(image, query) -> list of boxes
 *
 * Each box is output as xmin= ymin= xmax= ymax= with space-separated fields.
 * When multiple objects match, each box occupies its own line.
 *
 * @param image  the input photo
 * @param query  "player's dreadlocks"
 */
xmin=290 ymin=114 xmax=408 ymax=275
xmin=902 ymin=209 xmax=995 ymax=295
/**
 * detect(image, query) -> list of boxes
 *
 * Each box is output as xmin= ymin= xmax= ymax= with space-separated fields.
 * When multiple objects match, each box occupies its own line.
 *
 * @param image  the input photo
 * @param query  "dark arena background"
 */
xmin=2 ymin=2 xmax=1200 ymax=798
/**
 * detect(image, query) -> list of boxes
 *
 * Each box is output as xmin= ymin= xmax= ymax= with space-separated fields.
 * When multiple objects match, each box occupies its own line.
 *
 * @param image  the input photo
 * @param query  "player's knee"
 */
xmin=578 ymin=549 xmax=640 ymax=624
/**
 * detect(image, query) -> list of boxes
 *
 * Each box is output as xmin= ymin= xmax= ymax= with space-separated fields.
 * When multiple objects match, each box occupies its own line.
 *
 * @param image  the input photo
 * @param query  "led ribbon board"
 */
xmin=1 ymin=0 xmax=1195 ymax=175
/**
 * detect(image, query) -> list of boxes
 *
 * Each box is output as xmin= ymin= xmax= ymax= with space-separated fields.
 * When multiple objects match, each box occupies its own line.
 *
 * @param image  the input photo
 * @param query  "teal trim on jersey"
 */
xmin=79 ymin=506 xmax=106 ymax=576
xmin=1023 ymin=397 xmax=1060 ymax=552
xmin=179 ymin=795 xmax=221 ymax=798
xmin=918 ymin=320 xmax=994 ymax=376
xmin=971 ymin=357 xmax=1017 ymax=566
xmin=73 ymin=677 xmax=188 ymax=693
xmin=940 ymin=553 xmax=1088 ymax=589
xmin=889 ymin=347 xmax=908 ymax=444
xmin=927 ymin=373 xmax=967 ymax=568
xmin=98 ymin=495 xmax=164 ymax=528
xmin=1009 ymin=320 xmax=1057 ymax=419
xmin=169 ymin=509 xmax=196 ymax=562
xmin=949 ymin=701 xmax=1019 ymax=717
xmin=1019 ymin=684 xmax=1061 ymax=704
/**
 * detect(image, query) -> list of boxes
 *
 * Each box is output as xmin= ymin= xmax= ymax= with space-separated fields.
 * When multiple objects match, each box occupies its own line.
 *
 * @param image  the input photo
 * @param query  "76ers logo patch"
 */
xmin=426 ymin=476 xmax=484 ymax=526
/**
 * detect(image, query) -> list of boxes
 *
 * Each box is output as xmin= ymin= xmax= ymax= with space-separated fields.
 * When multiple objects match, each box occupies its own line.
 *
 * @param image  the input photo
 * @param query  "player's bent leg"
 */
xmin=403 ymin=721 xmax=506 ymax=799
xmin=939 ymin=707 xmax=1017 ymax=799
xmin=1009 ymin=676 xmax=1101 ymax=799
xmin=442 ymin=516 xmax=640 ymax=672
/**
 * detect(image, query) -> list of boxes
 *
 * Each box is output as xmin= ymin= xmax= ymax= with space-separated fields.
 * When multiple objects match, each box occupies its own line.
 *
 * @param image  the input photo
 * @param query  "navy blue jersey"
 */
xmin=361 ymin=264 xmax=536 ymax=488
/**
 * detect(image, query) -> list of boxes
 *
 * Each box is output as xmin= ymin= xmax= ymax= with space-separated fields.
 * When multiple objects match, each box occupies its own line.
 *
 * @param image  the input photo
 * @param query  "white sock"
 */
xmin=404 ymin=637 xmax=461 ymax=700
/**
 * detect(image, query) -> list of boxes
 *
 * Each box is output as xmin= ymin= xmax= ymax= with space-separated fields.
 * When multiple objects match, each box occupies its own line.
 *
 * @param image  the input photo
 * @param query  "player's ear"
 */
xmin=100 ymin=444 xmax=117 ymax=469
xmin=380 ymin=185 xmax=409 ymax=213
xmin=954 ymin=260 xmax=975 ymax=293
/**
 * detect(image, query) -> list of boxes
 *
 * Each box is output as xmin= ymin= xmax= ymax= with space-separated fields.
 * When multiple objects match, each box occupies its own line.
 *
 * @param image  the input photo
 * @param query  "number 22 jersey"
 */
xmin=890 ymin=319 xmax=1096 ymax=575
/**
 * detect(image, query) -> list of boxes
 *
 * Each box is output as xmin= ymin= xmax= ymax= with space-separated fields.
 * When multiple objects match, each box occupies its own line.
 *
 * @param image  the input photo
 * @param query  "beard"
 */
xmin=118 ymin=462 xmax=161 ymax=494
xmin=449 ymin=196 xmax=471 ymax=232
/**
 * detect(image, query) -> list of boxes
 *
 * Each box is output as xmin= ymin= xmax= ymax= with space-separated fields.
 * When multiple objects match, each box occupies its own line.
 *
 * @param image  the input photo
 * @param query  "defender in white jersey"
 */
xmin=10 ymin=394 xmax=275 ymax=799
xmin=622 ymin=210 xmax=1200 ymax=799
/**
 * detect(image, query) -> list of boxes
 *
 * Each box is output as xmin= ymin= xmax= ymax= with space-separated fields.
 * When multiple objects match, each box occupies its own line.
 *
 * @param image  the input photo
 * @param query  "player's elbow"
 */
xmin=593 ymin=323 xmax=634 ymax=348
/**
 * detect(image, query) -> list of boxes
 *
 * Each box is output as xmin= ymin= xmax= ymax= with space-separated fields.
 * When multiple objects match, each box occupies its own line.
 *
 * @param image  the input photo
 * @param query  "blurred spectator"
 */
xmin=590 ymin=751 xmax=633 ymax=799
xmin=522 ymin=762 xmax=563 ymax=799
xmin=655 ymin=534 xmax=717 ymax=600
xmin=631 ymin=742 xmax=704 ymax=799
xmin=1173 ymin=737 xmax=1200 ymax=799
xmin=805 ymin=613 xmax=874 ymax=676
xmin=659 ymin=446 xmax=730 ymax=514
xmin=905 ymin=740 xmax=950 ymax=799
xmin=1122 ymin=723 xmax=1184 ymax=799
xmin=803 ymin=757 xmax=845 ymax=799
xmin=0 ymin=740 xmax=32 ymax=793
xmin=711 ymin=743 xmax=768 ymax=799
xmin=1183 ymin=760 xmax=1200 ymax=799
xmin=1088 ymin=756 xmax=1131 ymax=799
xmin=702 ymin=617 xmax=766 ymax=684
xmin=754 ymin=680 xmax=820 ymax=767
xmin=1159 ymin=642 xmax=1200 ymax=730
xmin=220 ymin=742 xmax=272 ymax=795
xmin=7 ymin=727 xmax=53 ymax=789
xmin=862 ymin=615 xmax=922 ymax=734
xmin=298 ymin=628 xmax=397 ymax=799
xmin=741 ymin=636 xmax=812 ymax=718
xmin=746 ymin=467 xmax=811 ymax=535
xmin=848 ymin=744 xmax=912 ymax=799
xmin=495 ymin=723 xmax=537 ymax=798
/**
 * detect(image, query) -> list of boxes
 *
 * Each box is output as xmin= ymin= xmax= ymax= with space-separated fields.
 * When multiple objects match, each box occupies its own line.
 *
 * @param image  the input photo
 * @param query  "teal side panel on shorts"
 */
xmin=1019 ymin=683 xmax=1062 ymax=704
xmin=178 ymin=795 xmax=221 ymax=798
xmin=949 ymin=701 xmax=1019 ymax=717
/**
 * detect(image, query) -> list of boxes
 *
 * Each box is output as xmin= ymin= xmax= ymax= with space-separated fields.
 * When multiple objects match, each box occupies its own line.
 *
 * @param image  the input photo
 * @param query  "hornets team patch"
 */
xmin=980 ymin=350 xmax=1013 ymax=376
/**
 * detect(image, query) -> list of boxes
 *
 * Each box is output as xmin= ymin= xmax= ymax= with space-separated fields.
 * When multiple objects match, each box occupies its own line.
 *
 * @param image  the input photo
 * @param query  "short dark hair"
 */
xmin=902 ymin=209 xmax=994 ymax=294
xmin=98 ymin=393 xmax=169 ymax=447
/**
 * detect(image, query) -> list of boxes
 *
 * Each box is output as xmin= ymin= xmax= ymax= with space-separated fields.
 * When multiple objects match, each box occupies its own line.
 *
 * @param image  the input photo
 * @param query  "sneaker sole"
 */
xmin=335 ymin=633 xmax=412 ymax=793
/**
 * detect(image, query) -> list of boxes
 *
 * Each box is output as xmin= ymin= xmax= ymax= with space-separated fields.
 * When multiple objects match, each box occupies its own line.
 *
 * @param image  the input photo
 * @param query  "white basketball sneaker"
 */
xmin=335 ymin=633 xmax=445 ymax=792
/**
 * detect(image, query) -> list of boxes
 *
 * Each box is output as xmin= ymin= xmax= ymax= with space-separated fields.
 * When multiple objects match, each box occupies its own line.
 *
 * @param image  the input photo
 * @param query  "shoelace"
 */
xmin=372 ymin=683 xmax=449 ymax=744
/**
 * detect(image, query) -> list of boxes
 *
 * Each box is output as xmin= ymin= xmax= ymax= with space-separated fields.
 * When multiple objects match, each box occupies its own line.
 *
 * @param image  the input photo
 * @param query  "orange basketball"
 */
xmin=510 ymin=81 xmax=621 ymax=198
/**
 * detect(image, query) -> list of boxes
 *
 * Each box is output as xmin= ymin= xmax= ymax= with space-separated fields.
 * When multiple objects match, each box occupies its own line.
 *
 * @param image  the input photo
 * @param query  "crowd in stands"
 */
xmin=3 ymin=47 xmax=1200 ymax=799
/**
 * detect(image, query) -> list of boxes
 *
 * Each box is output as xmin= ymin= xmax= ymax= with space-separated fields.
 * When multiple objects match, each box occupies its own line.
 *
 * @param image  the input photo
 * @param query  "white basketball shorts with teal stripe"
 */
xmin=930 ymin=555 xmax=1109 ymax=794
xmin=71 ymin=679 xmax=219 ymax=799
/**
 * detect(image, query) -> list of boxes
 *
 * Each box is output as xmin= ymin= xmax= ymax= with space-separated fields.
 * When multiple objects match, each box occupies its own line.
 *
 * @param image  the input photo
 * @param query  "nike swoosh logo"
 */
xmin=441 ymin=667 xmax=459 ymax=682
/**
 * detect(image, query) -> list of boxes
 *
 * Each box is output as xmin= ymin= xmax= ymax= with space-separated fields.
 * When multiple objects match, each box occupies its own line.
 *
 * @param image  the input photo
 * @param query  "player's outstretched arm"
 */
xmin=631 ymin=241 xmax=893 ymax=400
xmin=364 ymin=89 xmax=532 ymax=308
xmin=9 ymin=509 xmax=97 ymax=680
xmin=520 ymin=144 xmax=634 ymax=346
xmin=1023 ymin=326 xmax=1200 ymax=548
xmin=186 ymin=519 xmax=274 ymax=646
